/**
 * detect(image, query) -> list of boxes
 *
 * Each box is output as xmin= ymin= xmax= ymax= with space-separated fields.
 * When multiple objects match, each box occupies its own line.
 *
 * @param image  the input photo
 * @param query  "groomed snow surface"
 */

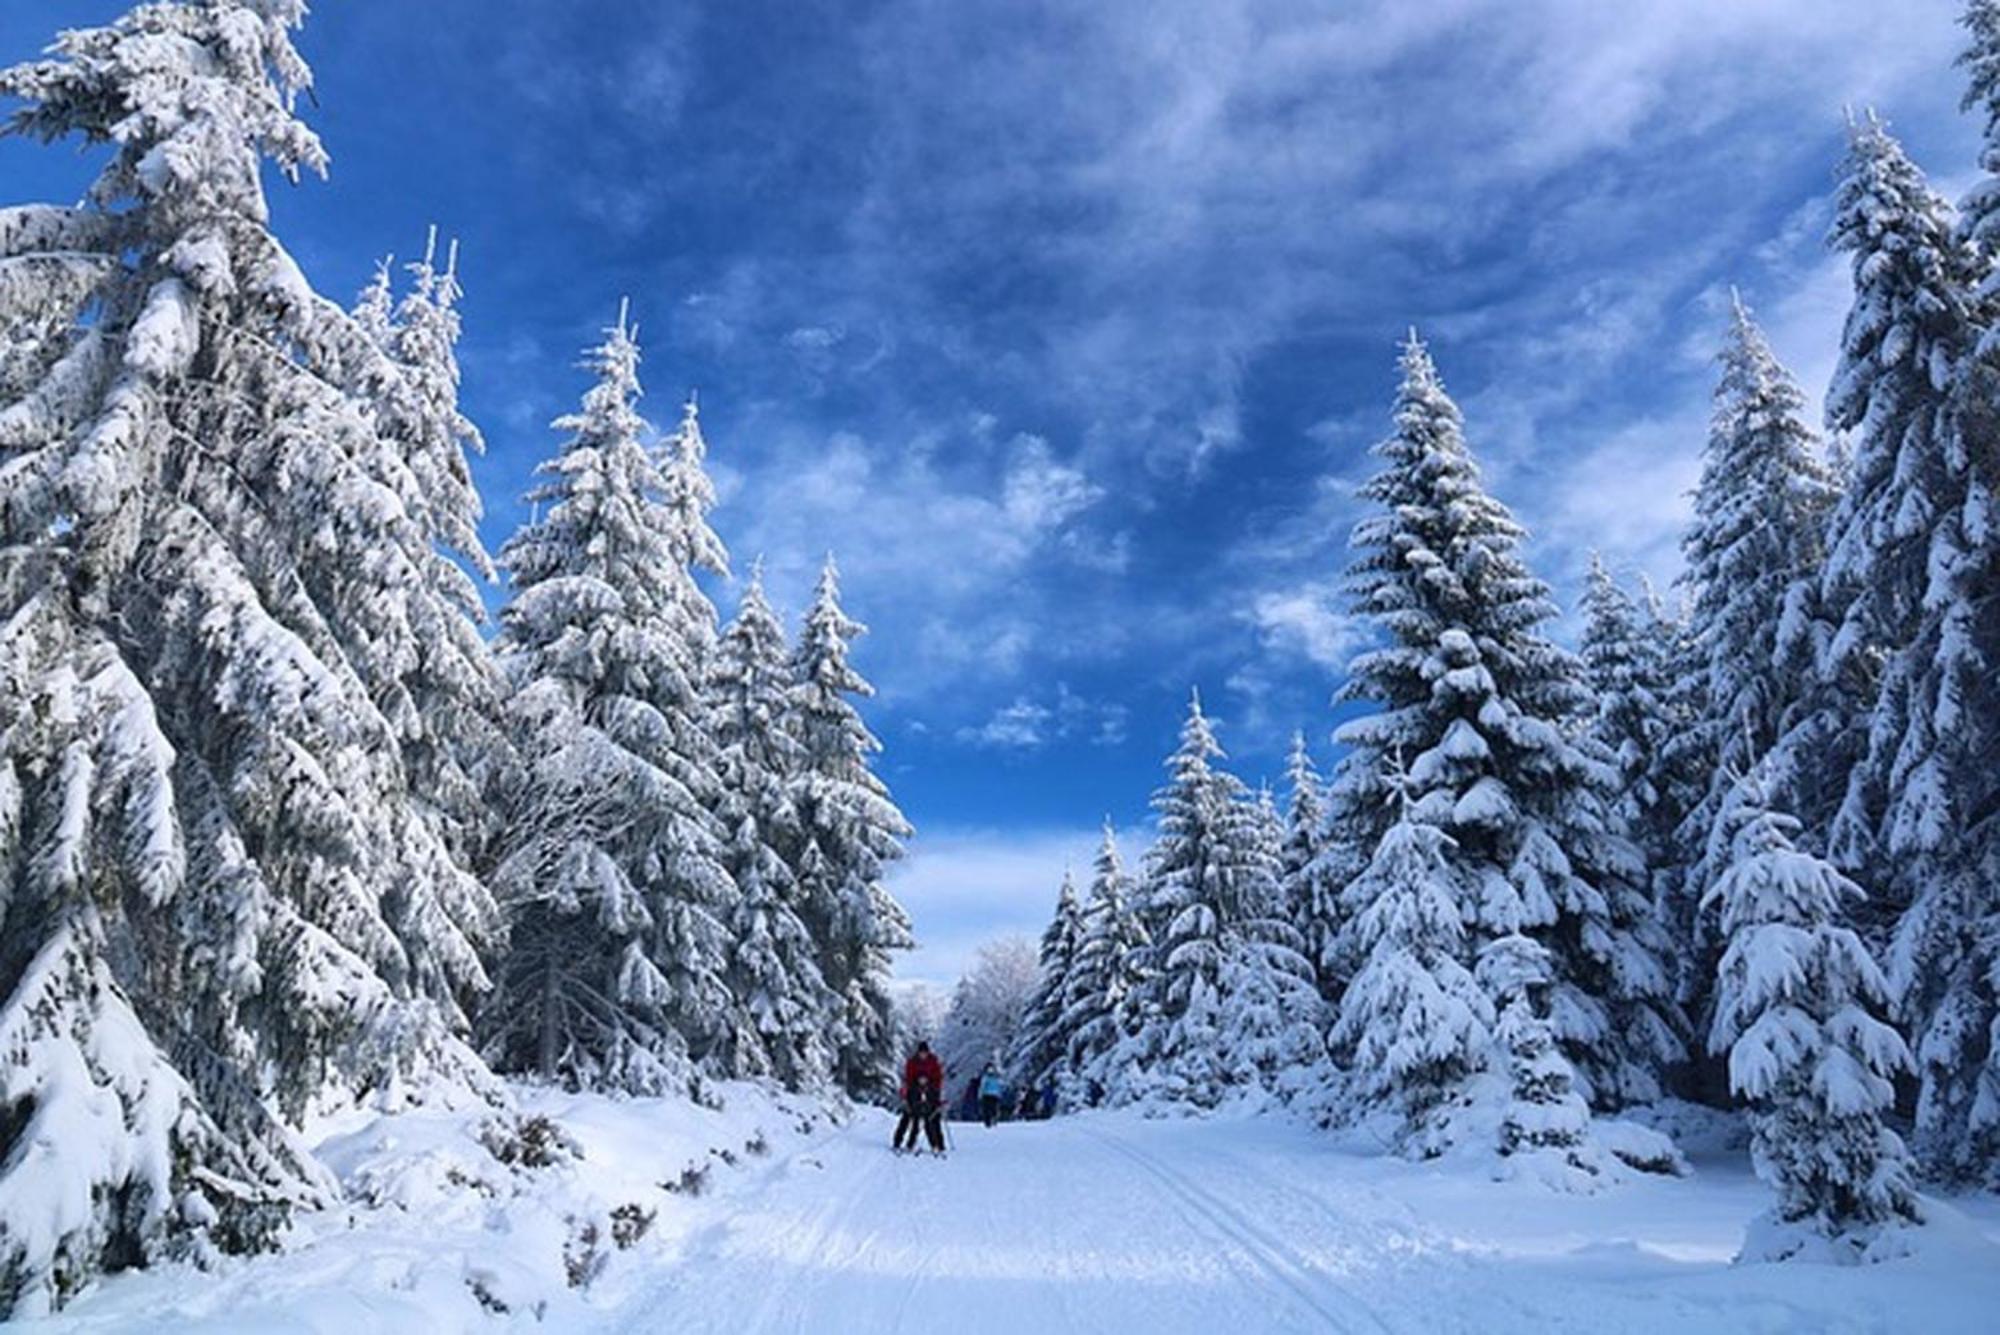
xmin=24 ymin=1086 xmax=2000 ymax=1334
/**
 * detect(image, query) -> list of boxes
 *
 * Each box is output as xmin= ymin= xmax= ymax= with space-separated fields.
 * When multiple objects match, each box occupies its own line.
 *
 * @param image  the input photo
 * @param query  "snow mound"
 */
xmin=37 ymin=1080 xmax=843 ymax=1332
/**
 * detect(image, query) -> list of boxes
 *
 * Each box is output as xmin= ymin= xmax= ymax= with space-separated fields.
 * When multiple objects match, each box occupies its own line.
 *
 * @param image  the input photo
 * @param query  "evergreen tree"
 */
xmin=1105 ymin=694 xmax=1283 ymax=1109
xmin=482 ymin=309 xmax=731 ymax=1095
xmin=641 ymin=394 xmax=737 ymax=1072
xmin=712 ymin=565 xmax=833 ymax=1090
xmin=1665 ymin=297 xmax=1840 ymax=1070
xmin=1476 ymin=934 xmax=1595 ymax=1174
xmin=1215 ymin=913 xmax=1328 ymax=1109
xmin=1705 ymin=776 xmax=1921 ymax=1262
xmin=790 ymin=557 xmax=913 ymax=1099
xmin=1812 ymin=109 xmax=2000 ymax=1184
xmin=1908 ymin=3 xmax=2000 ymax=1190
xmin=1330 ymin=813 xmax=1494 ymax=1155
xmin=1060 ymin=822 xmax=1149 ymax=1105
xmin=1279 ymin=733 xmax=1330 ymax=964
xmin=345 ymin=231 xmax=510 ymax=1048
xmin=1328 ymin=336 xmax=1681 ymax=1111
xmin=0 ymin=1 xmax=503 ymax=1307
xmin=1578 ymin=556 xmax=1681 ymax=900
xmin=1285 ymin=731 xmax=1357 ymax=1010
xmin=1009 ymin=871 xmax=1085 ymax=1093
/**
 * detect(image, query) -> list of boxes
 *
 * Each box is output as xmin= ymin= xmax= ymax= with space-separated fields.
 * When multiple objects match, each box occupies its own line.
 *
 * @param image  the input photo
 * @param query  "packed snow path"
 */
xmin=614 ymin=1113 xmax=1410 ymax=1334
xmin=604 ymin=1108 xmax=2000 ymax=1335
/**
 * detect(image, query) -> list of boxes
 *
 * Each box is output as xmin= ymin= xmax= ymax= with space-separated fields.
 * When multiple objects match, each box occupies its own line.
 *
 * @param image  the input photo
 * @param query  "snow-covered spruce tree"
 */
xmin=0 ymin=573 xmax=324 ymax=1314
xmin=1664 ymin=297 xmax=1841 ymax=1067
xmin=711 ymin=564 xmax=835 ymax=1090
xmin=642 ymin=394 xmax=741 ymax=1071
xmin=1647 ymin=583 xmax=1709 ymax=878
xmin=1578 ymin=557 xmax=1683 ymax=915
xmin=1009 ymin=870 xmax=1084 ymax=1095
xmin=1474 ymin=934 xmax=1596 ymax=1180
xmin=1278 ymin=732 xmax=1333 ymax=976
xmin=341 ymin=233 xmax=511 ymax=1045
xmin=483 ymin=310 xmax=732 ymax=1095
xmin=1704 ymin=774 xmax=1921 ymax=1262
xmin=1330 ymin=813 xmax=1494 ymax=1154
xmin=790 ymin=557 xmax=914 ymax=1100
xmin=1104 ymin=693 xmax=1278 ymax=1109
xmin=1327 ymin=335 xmax=1681 ymax=1112
xmin=1060 ymin=822 xmax=1150 ymax=1106
xmin=1894 ymin=3 xmax=2000 ymax=1190
xmin=1215 ymin=914 xmax=1329 ymax=1109
xmin=1 ymin=2 xmax=508 ymax=1308
xmin=1811 ymin=109 xmax=2000 ymax=1184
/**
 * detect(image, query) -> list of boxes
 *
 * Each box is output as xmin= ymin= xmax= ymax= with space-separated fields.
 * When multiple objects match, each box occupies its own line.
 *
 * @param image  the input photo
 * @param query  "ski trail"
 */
xmin=607 ymin=1113 xmax=1409 ymax=1334
xmin=1082 ymin=1123 xmax=1396 ymax=1334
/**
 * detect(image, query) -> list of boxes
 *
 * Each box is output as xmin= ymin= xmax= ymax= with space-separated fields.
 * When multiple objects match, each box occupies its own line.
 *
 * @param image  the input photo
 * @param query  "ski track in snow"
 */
xmin=596 ymin=1109 xmax=2000 ymax=1335
xmin=610 ymin=1113 xmax=1427 ymax=1334
xmin=1077 ymin=1124 xmax=1393 ymax=1332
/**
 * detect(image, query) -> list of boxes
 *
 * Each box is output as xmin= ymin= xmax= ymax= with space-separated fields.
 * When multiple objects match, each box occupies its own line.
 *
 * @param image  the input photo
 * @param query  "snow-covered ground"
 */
xmin=24 ymin=1090 xmax=2000 ymax=1334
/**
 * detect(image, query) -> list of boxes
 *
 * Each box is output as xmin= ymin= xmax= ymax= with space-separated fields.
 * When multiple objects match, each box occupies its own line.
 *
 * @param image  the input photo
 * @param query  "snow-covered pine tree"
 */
xmin=1664 ymin=297 xmax=1842 ymax=1079
xmin=1103 ymin=693 xmax=1275 ymax=1109
xmin=0 ymin=576 xmax=325 ymax=1314
xmin=1330 ymin=812 xmax=1494 ymax=1154
xmin=712 ymin=564 xmax=834 ymax=1090
xmin=1578 ymin=556 xmax=1681 ymax=911
xmin=1060 ymin=822 xmax=1149 ymax=1107
xmin=1475 ymin=934 xmax=1595 ymax=1177
xmin=1009 ymin=871 xmax=1085 ymax=1096
xmin=1638 ymin=582 xmax=1715 ymax=1022
xmin=790 ymin=557 xmax=914 ymax=1100
xmin=1886 ymin=3 xmax=2000 ymax=1190
xmin=342 ymin=232 xmax=511 ymax=1054
xmin=1 ymin=1 xmax=506 ymax=1307
xmin=1704 ymin=774 xmax=1921 ymax=1262
xmin=483 ymin=309 xmax=732 ymax=1095
xmin=1279 ymin=731 xmax=1329 ymax=958
xmin=1810 ymin=107 xmax=2000 ymax=1184
xmin=640 ymin=393 xmax=739 ymax=1073
xmin=1327 ymin=335 xmax=1681 ymax=1112
xmin=1211 ymin=782 xmax=1328 ymax=1105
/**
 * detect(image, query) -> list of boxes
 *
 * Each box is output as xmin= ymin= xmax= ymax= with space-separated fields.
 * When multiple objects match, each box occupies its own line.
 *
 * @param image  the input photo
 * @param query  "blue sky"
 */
xmin=0 ymin=0 xmax=1982 ymax=988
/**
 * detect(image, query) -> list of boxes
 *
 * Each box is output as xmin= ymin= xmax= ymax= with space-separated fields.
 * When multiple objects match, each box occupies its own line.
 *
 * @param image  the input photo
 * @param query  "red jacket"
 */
xmin=901 ymin=1050 xmax=943 ymax=1100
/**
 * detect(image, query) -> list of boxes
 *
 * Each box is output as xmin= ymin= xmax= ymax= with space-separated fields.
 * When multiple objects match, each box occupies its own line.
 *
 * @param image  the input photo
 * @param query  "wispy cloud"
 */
xmin=887 ymin=825 xmax=1114 ymax=988
xmin=957 ymin=685 xmax=1130 ymax=752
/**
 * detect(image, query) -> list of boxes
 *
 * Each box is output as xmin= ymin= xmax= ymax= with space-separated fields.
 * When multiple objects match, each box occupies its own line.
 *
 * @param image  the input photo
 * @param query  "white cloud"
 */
xmin=887 ymin=826 xmax=1115 ymax=989
xmin=957 ymin=698 xmax=1053 ymax=750
xmin=1247 ymin=581 xmax=1370 ymax=669
xmin=956 ymin=684 xmax=1131 ymax=751
xmin=1002 ymin=435 xmax=1104 ymax=530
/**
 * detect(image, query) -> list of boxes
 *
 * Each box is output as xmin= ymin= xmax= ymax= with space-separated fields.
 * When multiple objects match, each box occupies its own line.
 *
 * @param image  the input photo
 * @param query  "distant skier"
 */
xmin=978 ymin=1065 xmax=1005 ymax=1127
xmin=894 ymin=1041 xmax=947 ymax=1154
xmin=1038 ymin=1079 xmax=1056 ymax=1120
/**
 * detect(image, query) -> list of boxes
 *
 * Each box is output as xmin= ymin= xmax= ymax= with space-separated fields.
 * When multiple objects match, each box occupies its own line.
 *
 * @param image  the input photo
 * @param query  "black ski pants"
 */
xmin=895 ymin=1089 xmax=945 ymax=1151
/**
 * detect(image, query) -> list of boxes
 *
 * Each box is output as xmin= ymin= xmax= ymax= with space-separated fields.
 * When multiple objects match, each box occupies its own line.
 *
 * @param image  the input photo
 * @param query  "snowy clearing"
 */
xmin=23 ymin=1090 xmax=2000 ymax=1334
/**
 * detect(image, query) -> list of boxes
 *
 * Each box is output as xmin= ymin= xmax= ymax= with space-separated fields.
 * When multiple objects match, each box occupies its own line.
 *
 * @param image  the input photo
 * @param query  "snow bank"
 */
xmin=27 ymin=1080 xmax=843 ymax=1332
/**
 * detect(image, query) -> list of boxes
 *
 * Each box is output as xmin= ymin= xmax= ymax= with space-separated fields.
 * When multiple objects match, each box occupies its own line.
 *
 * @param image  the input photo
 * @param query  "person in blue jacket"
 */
xmin=978 ymin=1065 xmax=1005 ymax=1127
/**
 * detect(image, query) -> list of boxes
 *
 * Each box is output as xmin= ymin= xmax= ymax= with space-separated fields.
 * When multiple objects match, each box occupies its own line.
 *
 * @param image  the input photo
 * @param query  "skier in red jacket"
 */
xmin=893 ymin=1041 xmax=947 ymax=1154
